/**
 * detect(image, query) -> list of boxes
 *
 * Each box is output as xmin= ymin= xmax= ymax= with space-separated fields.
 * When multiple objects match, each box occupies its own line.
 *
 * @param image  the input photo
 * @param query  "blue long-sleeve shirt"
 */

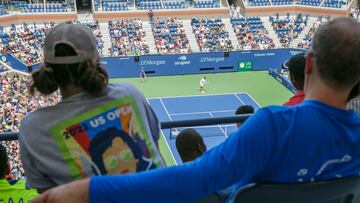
xmin=90 ymin=100 xmax=360 ymax=203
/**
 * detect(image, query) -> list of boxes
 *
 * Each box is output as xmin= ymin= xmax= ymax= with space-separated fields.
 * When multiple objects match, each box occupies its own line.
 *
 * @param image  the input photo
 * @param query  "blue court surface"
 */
xmin=148 ymin=93 xmax=261 ymax=164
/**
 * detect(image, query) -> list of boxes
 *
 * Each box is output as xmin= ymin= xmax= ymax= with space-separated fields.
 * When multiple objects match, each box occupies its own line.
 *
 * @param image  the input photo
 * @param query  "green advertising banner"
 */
xmin=238 ymin=61 xmax=253 ymax=72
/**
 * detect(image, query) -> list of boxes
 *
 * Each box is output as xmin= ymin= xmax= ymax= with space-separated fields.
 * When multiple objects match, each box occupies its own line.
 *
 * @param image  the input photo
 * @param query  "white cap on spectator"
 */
xmin=44 ymin=23 xmax=98 ymax=64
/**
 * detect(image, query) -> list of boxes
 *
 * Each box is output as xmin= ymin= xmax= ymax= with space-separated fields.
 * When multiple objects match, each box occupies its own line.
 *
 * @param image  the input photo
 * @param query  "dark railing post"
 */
xmin=0 ymin=115 xmax=252 ymax=142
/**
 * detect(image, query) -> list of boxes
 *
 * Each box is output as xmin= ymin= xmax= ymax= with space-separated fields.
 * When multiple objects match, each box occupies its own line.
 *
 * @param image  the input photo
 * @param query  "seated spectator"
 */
xmin=283 ymin=53 xmax=305 ymax=106
xmin=175 ymin=128 xmax=206 ymax=162
xmin=0 ymin=144 xmax=38 ymax=202
xmin=33 ymin=17 xmax=360 ymax=203
xmin=235 ymin=105 xmax=254 ymax=128
xmin=18 ymin=23 xmax=163 ymax=193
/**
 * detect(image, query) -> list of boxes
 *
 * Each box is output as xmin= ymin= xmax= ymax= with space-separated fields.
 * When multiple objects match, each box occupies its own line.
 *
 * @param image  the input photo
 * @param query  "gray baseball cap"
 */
xmin=44 ymin=22 xmax=98 ymax=64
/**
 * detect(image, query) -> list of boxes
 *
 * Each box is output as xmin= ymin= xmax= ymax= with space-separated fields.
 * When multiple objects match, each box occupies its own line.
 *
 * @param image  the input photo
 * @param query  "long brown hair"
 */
xmin=30 ymin=44 xmax=108 ymax=96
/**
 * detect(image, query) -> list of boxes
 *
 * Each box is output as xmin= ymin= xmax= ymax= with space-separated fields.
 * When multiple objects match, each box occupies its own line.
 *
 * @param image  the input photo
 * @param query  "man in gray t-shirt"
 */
xmin=19 ymin=83 xmax=164 ymax=191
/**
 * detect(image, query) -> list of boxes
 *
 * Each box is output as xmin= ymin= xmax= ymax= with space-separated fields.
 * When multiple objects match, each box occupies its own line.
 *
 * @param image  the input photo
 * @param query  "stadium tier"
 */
xmin=231 ymin=16 xmax=275 ymax=50
xmin=191 ymin=18 xmax=233 ymax=52
xmin=109 ymin=19 xmax=150 ymax=56
xmin=269 ymin=14 xmax=307 ymax=48
xmin=152 ymin=17 xmax=191 ymax=54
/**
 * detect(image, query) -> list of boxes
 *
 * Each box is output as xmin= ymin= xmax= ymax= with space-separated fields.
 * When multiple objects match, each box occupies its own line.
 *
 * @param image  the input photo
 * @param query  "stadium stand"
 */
xmin=163 ymin=0 xmax=187 ymax=9
xmin=22 ymin=3 xmax=68 ymax=13
xmin=271 ymin=0 xmax=293 ymax=5
xmin=0 ymin=5 xmax=8 ymax=15
xmin=0 ymin=72 xmax=59 ymax=180
xmin=297 ymin=16 xmax=328 ymax=49
xmin=269 ymin=13 xmax=307 ymax=48
xmin=231 ymin=16 xmax=275 ymax=50
xmin=108 ymin=19 xmax=150 ymax=56
xmin=191 ymin=17 xmax=233 ymax=52
xmin=152 ymin=17 xmax=191 ymax=54
xmin=193 ymin=0 xmax=220 ymax=8
xmin=0 ymin=22 xmax=55 ymax=65
xmin=136 ymin=0 xmax=162 ymax=10
xmin=0 ymin=21 xmax=105 ymax=65
xmin=322 ymin=0 xmax=344 ymax=8
xmin=248 ymin=0 xmax=271 ymax=6
xmin=297 ymin=0 xmax=321 ymax=6
xmin=101 ymin=0 xmax=130 ymax=11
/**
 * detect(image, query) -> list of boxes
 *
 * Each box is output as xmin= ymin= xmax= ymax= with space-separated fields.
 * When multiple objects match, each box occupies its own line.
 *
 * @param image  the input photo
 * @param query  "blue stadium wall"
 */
xmin=3 ymin=49 xmax=305 ymax=78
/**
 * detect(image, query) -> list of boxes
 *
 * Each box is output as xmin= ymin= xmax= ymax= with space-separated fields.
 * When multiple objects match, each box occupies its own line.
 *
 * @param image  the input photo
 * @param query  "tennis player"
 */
xmin=199 ymin=77 xmax=207 ymax=93
xmin=140 ymin=67 xmax=146 ymax=83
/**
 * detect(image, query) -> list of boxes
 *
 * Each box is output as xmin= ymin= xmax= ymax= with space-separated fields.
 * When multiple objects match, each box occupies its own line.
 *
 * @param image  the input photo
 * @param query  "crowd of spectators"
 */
xmin=297 ymin=16 xmax=328 ymax=49
xmin=0 ymin=21 xmax=105 ymax=65
xmin=0 ymin=22 xmax=55 ymax=65
xmin=270 ymin=13 xmax=307 ymax=48
xmin=192 ymin=17 xmax=233 ymax=52
xmin=108 ymin=19 xmax=150 ymax=56
xmin=0 ymin=72 xmax=59 ymax=180
xmin=231 ymin=17 xmax=275 ymax=50
xmin=152 ymin=17 xmax=191 ymax=54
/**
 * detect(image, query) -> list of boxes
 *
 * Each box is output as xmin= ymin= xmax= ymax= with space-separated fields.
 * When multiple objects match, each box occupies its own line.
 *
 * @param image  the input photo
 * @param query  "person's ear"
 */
xmin=197 ymin=143 xmax=206 ymax=154
xmin=305 ymin=51 xmax=313 ymax=75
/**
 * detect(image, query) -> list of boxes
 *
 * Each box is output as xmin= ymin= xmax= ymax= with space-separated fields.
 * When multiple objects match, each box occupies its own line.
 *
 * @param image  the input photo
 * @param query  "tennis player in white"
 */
xmin=199 ymin=77 xmax=207 ymax=93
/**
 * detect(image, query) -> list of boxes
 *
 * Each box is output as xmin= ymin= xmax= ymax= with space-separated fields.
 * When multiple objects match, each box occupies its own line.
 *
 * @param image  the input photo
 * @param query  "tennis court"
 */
xmin=148 ymin=93 xmax=261 ymax=164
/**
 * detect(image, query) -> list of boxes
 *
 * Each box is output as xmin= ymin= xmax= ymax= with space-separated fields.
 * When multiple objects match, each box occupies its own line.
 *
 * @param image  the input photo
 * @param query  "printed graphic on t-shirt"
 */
xmin=50 ymin=96 xmax=161 ymax=179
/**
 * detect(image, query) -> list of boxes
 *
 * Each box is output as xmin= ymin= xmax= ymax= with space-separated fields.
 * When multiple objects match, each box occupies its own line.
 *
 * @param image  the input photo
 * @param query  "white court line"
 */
xmin=169 ymin=109 xmax=235 ymax=116
xmin=147 ymin=98 xmax=177 ymax=165
xmin=149 ymin=98 xmax=177 ymax=165
xmin=233 ymin=93 xmax=245 ymax=105
xmin=159 ymin=98 xmax=173 ymax=121
xmin=147 ymin=92 xmax=249 ymax=100
xmin=209 ymin=112 xmax=228 ymax=138
xmin=160 ymin=131 xmax=177 ymax=165
xmin=245 ymin=93 xmax=262 ymax=108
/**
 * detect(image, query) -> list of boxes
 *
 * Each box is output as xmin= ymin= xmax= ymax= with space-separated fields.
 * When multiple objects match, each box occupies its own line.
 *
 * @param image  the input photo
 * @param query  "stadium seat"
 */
xmin=232 ymin=177 xmax=360 ymax=203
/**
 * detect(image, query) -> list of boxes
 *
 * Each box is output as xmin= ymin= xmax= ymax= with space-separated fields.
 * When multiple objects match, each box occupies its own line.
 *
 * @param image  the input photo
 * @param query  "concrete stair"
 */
xmin=183 ymin=19 xmax=200 ymax=52
xmin=260 ymin=16 xmax=282 ymax=49
xmin=99 ymin=22 xmax=112 ymax=56
xmin=77 ymin=13 xmax=95 ymax=24
xmin=142 ymin=20 xmax=158 ymax=54
xmin=223 ymin=18 xmax=238 ymax=48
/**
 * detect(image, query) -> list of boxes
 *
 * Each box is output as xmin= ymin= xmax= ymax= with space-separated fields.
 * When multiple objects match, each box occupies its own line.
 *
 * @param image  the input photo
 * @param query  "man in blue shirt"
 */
xmin=33 ymin=17 xmax=360 ymax=203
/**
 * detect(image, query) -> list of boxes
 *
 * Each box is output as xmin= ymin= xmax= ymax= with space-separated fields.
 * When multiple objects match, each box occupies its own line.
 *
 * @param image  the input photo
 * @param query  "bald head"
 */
xmin=312 ymin=17 xmax=360 ymax=90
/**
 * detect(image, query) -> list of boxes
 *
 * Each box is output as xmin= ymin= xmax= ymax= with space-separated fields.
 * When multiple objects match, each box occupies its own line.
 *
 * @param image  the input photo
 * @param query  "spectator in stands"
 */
xmin=283 ymin=53 xmax=305 ymax=106
xmin=32 ymin=17 xmax=360 ymax=203
xmin=175 ymin=128 xmax=207 ymax=163
xmin=18 ymin=23 xmax=164 ymax=193
xmin=235 ymin=105 xmax=254 ymax=128
xmin=0 ymin=144 xmax=38 ymax=202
